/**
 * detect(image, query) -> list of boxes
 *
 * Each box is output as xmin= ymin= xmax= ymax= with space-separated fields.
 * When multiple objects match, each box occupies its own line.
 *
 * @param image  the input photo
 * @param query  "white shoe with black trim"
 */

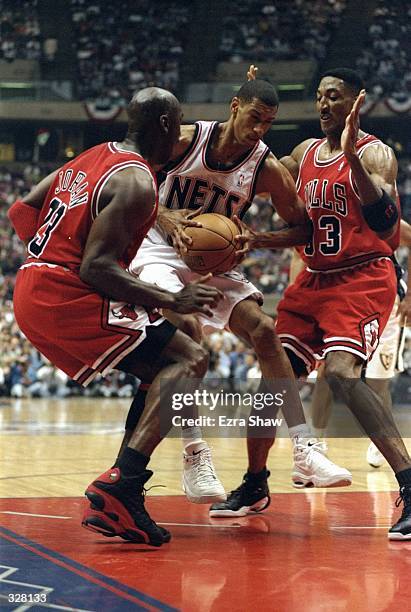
xmin=182 ymin=443 xmax=226 ymax=504
xmin=292 ymin=438 xmax=352 ymax=488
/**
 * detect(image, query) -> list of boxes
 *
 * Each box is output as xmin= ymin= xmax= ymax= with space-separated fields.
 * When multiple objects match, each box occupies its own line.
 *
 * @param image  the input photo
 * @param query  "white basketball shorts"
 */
xmin=129 ymin=227 xmax=263 ymax=334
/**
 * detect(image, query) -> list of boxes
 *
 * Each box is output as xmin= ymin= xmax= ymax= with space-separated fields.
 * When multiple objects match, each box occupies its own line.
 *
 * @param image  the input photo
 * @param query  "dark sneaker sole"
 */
xmin=82 ymin=509 xmax=171 ymax=543
xmin=84 ymin=488 xmax=167 ymax=546
xmin=209 ymin=496 xmax=270 ymax=518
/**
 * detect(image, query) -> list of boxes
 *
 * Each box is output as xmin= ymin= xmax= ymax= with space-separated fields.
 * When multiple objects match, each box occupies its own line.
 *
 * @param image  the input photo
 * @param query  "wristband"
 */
xmin=361 ymin=190 xmax=398 ymax=233
xmin=7 ymin=199 xmax=40 ymax=242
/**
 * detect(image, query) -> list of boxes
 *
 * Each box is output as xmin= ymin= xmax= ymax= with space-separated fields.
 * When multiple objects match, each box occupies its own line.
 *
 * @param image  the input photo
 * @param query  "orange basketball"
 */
xmin=182 ymin=213 xmax=238 ymax=274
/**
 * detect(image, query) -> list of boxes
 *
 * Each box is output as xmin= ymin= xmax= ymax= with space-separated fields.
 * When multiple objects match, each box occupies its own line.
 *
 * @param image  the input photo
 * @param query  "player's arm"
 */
xmin=79 ymin=168 xmax=221 ymax=315
xmin=7 ymin=169 xmax=59 ymax=243
xmin=279 ymin=139 xmax=315 ymax=182
xmin=398 ymin=220 xmax=411 ymax=325
xmin=342 ymin=91 xmax=399 ymax=239
xmin=289 ymin=248 xmax=306 ymax=284
xmin=155 ymin=124 xmax=205 ymax=253
xmin=236 ymin=154 xmax=311 ymax=252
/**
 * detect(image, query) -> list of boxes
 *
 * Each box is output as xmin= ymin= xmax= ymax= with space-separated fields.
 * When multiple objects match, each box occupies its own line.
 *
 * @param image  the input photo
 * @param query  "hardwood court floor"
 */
xmin=1 ymin=397 xmax=410 ymax=611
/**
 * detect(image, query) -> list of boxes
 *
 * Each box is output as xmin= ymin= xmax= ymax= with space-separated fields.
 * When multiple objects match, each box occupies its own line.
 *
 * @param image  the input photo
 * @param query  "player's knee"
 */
xmin=249 ymin=316 xmax=279 ymax=353
xmin=183 ymin=345 xmax=209 ymax=378
xmin=323 ymin=357 xmax=356 ymax=383
xmin=179 ymin=316 xmax=203 ymax=343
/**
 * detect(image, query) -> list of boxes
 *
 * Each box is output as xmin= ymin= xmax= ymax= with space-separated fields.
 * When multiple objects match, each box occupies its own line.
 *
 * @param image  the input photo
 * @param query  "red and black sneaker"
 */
xmin=82 ymin=468 xmax=170 ymax=546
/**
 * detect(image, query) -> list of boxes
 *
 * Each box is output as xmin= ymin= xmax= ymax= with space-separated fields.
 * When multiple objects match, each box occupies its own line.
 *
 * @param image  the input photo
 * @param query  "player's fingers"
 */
xmin=171 ymin=231 xmax=189 ymax=254
xmin=193 ymin=272 xmax=212 ymax=284
xmin=247 ymin=64 xmax=258 ymax=80
xmin=196 ymin=285 xmax=224 ymax=299
xmin=176 ymin=227 xmax=193 ymax=245
xmin=181 ymin=219 xmax=202 ymax=228
xmin=233 ymin=233 xmax=248 ymax=244
xmin=235 ymin=244 xmax=249 ymax=257
xmin=232 ymin=214 xmax=244 ymax=231
xmin=186 ymin=209 xmax=204 ymax=221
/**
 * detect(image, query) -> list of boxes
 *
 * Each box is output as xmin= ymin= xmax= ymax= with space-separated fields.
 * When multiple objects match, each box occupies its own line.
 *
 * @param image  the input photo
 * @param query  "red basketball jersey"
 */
xmin=296 ymin=134 xmax=400 ymax=272
xmin=25 ymin=142 xmax=157 ymax=271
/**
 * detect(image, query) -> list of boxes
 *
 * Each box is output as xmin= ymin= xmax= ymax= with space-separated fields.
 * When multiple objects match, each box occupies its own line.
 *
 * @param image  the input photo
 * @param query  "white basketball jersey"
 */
xmin=159 ymin=120 xmax=270 ymax=219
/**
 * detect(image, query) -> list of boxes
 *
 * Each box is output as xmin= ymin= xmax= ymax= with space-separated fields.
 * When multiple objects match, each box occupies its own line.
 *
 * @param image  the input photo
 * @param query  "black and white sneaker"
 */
xmin=388 ymin=485 xmax=411 ymax=540
xmin=209 ymin=470 xmax=270 ymax=517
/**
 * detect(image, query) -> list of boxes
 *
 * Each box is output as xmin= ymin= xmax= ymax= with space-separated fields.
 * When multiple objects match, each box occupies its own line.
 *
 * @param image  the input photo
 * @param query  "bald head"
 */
xmin=126 ymin=87 xmax=181 ymax=165
xmin=127 ymin=87 xmax=179 ymax=133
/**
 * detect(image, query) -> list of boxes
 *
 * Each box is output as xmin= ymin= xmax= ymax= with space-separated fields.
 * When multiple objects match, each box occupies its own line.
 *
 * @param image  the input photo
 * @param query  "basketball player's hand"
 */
xmin=247 ymin=65 xmax=258 ymax=81
xmin=158 ymin=208 xmax=203 ymax=256
xmin=173 ymin=273 xmax=223 ymax=316
xmin=341 ymin=89 xmax=366 ymax=162
xmin=173 ymin=209 xmax=205 ymax=255
xmin=232 ymin=215 xmax=256 ymax=262
xmin=398 ymin=294 xmax=411 ymax=326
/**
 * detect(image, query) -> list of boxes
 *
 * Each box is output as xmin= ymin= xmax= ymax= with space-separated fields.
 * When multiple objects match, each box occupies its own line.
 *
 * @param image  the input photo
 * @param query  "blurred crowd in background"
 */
xmin=355 ymin=0 xmax=411 ymax=100
xmin=1 ymin=0 xmax=409 ymax=103
xmin=70 ymin=0 xmax=189 ymax=102
xmin=219 ymin=0 xmax=347 ymax=63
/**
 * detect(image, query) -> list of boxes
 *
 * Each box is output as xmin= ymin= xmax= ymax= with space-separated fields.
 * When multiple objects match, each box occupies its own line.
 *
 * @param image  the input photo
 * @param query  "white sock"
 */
xmin=288 ymin=424 xmax=313 ymax=443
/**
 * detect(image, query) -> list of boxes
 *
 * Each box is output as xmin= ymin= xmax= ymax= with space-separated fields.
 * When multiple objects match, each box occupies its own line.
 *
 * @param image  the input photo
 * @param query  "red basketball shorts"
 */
xmin=13 ymin=263 xmax=168 ymax=386
xmin=276 ymin=257 xmax=397 ymax=373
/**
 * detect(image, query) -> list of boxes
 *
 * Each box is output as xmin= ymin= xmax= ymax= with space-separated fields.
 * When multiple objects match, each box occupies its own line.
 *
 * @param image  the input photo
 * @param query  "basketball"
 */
xmin=182 ymin=213 xmax=239 ymax=274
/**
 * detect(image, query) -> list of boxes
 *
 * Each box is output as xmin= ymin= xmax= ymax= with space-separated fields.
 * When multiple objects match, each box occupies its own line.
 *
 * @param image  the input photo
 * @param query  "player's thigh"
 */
xmin=118 ymin=326 xmax=208 ymax=380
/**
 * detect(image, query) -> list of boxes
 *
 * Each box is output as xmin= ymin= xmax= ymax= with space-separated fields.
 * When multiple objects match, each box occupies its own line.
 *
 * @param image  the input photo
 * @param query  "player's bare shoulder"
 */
xmin=256 ymin=152 xmax=295 ymax=192
xmin=361 ymin=140 xmax=398 ymax=183
xmin=280 ymin=138 xmax=317 ymax=180
xmin=170 ymin=124 xmax=197 ymax=160
xmin=99 ymin=165 xmax=156 ymax=220
xmin=290 ymin=138 xmax=317 ymax=165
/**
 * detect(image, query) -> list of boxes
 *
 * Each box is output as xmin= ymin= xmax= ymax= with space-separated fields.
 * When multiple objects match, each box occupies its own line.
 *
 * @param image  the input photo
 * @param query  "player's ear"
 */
xmin=231 ymin=97 xmax=240 ymax=116
xmin=159 ymin=114 xmax=169 ymax=133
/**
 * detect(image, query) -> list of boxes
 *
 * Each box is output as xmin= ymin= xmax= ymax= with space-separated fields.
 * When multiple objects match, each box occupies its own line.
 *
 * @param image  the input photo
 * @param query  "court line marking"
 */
xmin=0 ymin=527 xmax=176 ymax=611
xmin=0 ymin=512 xmax=241 ymax=528
xmin=331 ymin=526 xmax=391 ymax=529
xmin=0 ymin=511 xmax=72 ymax=520
xmin=0 ymin=512 xmax=392 ymax=530
xmin=159 ymin=522 xmax=242 ymax=528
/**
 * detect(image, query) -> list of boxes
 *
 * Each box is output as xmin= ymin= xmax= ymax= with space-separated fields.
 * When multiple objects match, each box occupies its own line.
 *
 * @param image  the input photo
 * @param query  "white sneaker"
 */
xmin=292 ymin=438 xmax=352 ymax=488
xmin=182 ymin=444 xmax=226 ymax=504
xmin=366 ymin=442 xmax=385 ymax=468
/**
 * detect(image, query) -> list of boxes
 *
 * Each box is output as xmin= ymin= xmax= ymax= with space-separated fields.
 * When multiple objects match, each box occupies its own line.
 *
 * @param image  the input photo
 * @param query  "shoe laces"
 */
xmin=119 ymin=475 xmax=162 ymax=530
xmin=189 ymin=447 xmax=218 ymax=485
xmin=395 ymin=486 xmax=411 ymax=515
xmin=295 ymin=438 xmax=328 ymax=458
